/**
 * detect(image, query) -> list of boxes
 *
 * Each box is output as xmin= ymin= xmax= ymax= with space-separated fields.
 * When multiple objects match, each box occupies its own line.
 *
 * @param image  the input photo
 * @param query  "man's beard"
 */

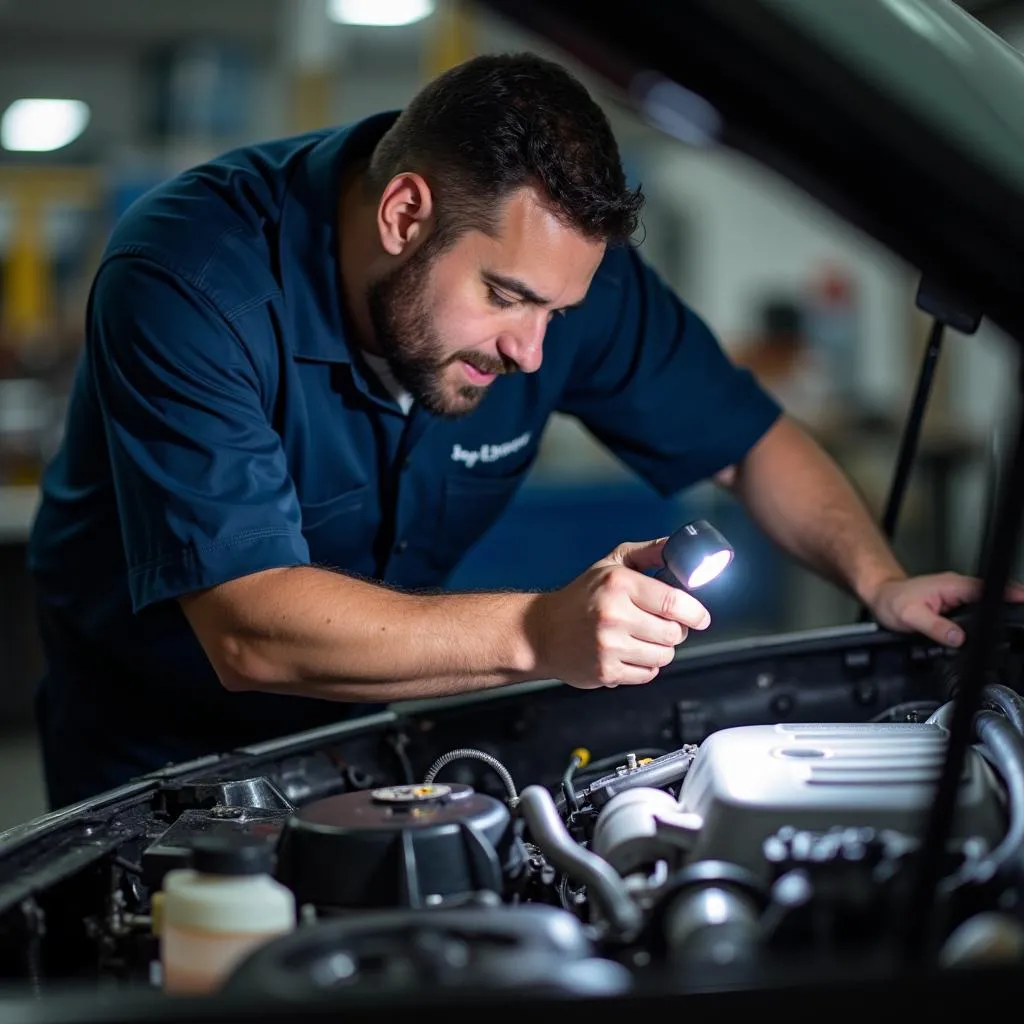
xmin=366 ymin=241 xmax=515 ymax=418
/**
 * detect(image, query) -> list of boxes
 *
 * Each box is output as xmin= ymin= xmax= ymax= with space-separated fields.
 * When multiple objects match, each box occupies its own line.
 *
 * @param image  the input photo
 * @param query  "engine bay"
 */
xmin=4 ymin=613 xmax=1024 ymax=1013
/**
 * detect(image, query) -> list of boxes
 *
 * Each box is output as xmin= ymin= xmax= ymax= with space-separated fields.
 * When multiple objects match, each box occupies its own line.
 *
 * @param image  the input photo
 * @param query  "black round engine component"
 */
xmin=665 ymin=859 xmax=767 ymax=897
xmin=190 ymin=835 xmax=272 ymax=876
xmin=274 ymin=783 xmax=517 ymax=910
xmin=223 ymin=905 xmax=632 ymax=998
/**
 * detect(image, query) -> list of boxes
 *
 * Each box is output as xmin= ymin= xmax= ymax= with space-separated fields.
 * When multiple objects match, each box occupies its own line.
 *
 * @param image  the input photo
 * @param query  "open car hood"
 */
xmin=480 ymin=0 xmax=1024 ymax=344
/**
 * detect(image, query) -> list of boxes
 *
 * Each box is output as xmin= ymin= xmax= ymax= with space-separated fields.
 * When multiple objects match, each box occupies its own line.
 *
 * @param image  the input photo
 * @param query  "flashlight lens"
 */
xmin=686 ymin=549 xmax=732 ymax=589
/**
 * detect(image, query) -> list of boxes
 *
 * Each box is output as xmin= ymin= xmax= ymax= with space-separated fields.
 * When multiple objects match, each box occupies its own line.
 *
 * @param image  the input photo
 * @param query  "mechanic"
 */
xmin=26 ymin=52 xmax=1018 ymax=810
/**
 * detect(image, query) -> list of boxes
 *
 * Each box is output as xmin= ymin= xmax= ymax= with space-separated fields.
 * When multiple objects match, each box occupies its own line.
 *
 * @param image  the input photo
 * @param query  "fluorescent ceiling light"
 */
xmin=326 ymin=0 xmax=434 ymax=27
xmin=1 ymin=98 xmax=90 ymax=152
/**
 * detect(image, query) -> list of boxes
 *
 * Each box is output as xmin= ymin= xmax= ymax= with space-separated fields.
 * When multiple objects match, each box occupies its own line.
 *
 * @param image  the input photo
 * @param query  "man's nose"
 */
xmin=496 ymin=316 xmax=546 ymax=374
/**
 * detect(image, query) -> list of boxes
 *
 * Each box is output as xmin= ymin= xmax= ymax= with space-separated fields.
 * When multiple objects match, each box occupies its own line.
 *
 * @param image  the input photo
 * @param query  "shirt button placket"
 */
xmin=392 ymin=456 xmax=411 ymax=558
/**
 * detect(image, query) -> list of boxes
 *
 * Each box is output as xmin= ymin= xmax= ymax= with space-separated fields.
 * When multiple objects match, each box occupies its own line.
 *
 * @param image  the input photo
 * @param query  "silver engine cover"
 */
xmin=676 ymin=722 xmax=1006 ymax=880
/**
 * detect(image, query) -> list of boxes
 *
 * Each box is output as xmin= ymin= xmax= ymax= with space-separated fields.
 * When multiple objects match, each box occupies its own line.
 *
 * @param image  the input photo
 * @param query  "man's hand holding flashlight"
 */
xmin=526 ymin=537 xmax=713 ymax=690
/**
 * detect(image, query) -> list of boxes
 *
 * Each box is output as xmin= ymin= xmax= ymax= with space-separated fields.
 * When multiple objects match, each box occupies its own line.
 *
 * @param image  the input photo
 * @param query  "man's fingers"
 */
xmin=937 ymin=573 xmax=982 ymax=605
xmin=900 ymin=602 xmax=964 ymax=648
xmin=608 ymin=664 xmax=662 ymax=687
xmin=603 ymin=538 xmax=669 ymax=574
xmin=631 ymin=617 xmax=689 ymax=647
xmin=937 ymin=572 xmax=1024 ymax=605
xmin=615 ymin=638 xmax=679 ymax=671
xmin=629 ymin=573 xmax=711 ymax=630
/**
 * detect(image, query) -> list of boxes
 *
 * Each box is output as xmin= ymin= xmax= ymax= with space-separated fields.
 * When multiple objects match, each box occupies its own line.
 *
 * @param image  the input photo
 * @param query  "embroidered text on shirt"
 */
xmin=451 ymin=431 xmax=532 ymax=468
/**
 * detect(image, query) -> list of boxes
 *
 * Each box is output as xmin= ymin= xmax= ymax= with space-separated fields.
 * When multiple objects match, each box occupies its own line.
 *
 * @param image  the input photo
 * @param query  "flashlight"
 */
xmin=655 ymin=519 xmax=734 ymax=591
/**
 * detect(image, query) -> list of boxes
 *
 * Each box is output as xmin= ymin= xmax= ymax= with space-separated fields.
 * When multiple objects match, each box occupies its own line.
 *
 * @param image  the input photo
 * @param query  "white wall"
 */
xmin=642 ymin=139 xmax=914 ymax=414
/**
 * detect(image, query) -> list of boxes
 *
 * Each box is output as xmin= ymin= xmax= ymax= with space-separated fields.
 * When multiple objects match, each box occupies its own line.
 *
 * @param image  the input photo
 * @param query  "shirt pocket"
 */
xmin=299 ymin=483 xmax=372 ymax=569
xmin=428 ymin=469 xmax=529 ymax=579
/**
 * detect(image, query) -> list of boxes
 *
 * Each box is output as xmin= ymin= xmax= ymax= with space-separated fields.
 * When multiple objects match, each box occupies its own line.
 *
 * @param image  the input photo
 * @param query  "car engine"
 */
xmin=6 ymin=614 xmax=1024 ymax=1015
xmin=210 ymin=717 xmax=1011 ymax=1001
xmin=4 ymin=615 xmax=1024 ymax=1013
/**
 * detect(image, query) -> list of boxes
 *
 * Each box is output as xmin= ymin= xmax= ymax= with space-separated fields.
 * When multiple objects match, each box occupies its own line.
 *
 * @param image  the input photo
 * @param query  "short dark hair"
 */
xmin=367 ymin=52 xmax=644 ymax=250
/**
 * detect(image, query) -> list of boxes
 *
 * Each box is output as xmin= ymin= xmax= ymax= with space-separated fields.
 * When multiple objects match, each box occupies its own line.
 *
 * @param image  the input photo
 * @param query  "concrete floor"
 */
xmin=0 ymin=731 xmax=47 ymax=830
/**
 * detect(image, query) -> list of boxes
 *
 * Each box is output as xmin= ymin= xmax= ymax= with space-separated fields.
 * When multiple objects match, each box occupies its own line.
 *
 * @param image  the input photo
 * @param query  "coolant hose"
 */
xmin=982 ymin=684 xmax=1024 ymax=737
xmin=971 ymin=711 xmax=1024 ymax=878
xmin=517 ymin=785 xmax=642 ymax=937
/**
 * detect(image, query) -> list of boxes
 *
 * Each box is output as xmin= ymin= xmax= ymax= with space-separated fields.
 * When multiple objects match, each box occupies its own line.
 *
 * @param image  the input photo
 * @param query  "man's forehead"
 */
xmin=474 ymin=192 xmax=605 ymax=292
xmin=495 ymin=186 xmax=572 ymax=238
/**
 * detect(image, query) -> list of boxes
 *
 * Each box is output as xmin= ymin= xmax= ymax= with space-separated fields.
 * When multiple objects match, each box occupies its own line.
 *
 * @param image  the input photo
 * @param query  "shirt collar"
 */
xmin=278 ymin=110 xmax=400 ymax=364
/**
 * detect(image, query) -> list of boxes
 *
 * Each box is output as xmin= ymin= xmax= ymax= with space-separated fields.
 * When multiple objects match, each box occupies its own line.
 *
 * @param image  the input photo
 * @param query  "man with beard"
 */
xmin=27 ymin=52 xmax=1007 ymax=809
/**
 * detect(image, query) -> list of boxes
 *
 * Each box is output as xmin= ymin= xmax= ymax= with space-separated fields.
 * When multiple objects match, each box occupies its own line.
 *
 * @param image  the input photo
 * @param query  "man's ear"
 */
xmin=376 ymin=172 xmax=434 ymax=256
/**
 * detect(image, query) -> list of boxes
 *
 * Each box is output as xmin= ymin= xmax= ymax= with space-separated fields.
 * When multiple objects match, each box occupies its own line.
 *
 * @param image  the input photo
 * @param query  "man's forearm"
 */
xmin=720 ymin=415 xmax=907 ymax=606
xmin=180 ymin=566 xmax=543 ymax=702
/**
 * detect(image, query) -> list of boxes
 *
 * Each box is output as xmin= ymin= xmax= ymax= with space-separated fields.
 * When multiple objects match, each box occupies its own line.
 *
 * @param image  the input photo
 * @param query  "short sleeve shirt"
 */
xmin=27 ymin=112 xmax=780 ymax=804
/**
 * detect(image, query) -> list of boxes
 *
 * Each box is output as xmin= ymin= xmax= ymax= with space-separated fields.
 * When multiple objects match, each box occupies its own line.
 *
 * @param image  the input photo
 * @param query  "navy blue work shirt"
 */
xmin=27 ymin=112 xmax=781 ymax=808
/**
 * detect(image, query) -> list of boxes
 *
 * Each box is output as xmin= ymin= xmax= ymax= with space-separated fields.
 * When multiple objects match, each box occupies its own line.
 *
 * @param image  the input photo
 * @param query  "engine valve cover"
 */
xmin=677 ymin=723 xmax=1005 ymax=881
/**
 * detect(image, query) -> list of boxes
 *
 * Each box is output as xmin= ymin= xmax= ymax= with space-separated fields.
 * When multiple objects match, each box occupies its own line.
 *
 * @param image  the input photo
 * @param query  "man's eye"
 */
xmin=488 ymin=288 xmax=515 ymax=309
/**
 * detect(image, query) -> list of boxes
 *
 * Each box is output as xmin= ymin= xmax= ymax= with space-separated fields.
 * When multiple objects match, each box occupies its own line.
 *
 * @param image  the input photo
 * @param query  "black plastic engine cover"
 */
xmin=274 ymin=783 xmax=517 ymax=910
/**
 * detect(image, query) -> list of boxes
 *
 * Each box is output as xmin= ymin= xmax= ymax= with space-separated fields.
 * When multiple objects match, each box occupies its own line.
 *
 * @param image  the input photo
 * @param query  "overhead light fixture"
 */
xmin=630 ymin=71 xmax=722 ymax=148
xmin=326 ymin=0 xmax=435 ymax=27
xmin=656 ymin=519 xmax=734 ymax=591
xmin=1 ymin=98 xmax=90 ymax=152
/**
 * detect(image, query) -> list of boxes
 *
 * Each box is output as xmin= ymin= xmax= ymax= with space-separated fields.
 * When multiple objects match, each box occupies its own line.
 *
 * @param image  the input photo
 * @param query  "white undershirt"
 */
xmin=361 ymin=351 xmax=414 ymax=415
